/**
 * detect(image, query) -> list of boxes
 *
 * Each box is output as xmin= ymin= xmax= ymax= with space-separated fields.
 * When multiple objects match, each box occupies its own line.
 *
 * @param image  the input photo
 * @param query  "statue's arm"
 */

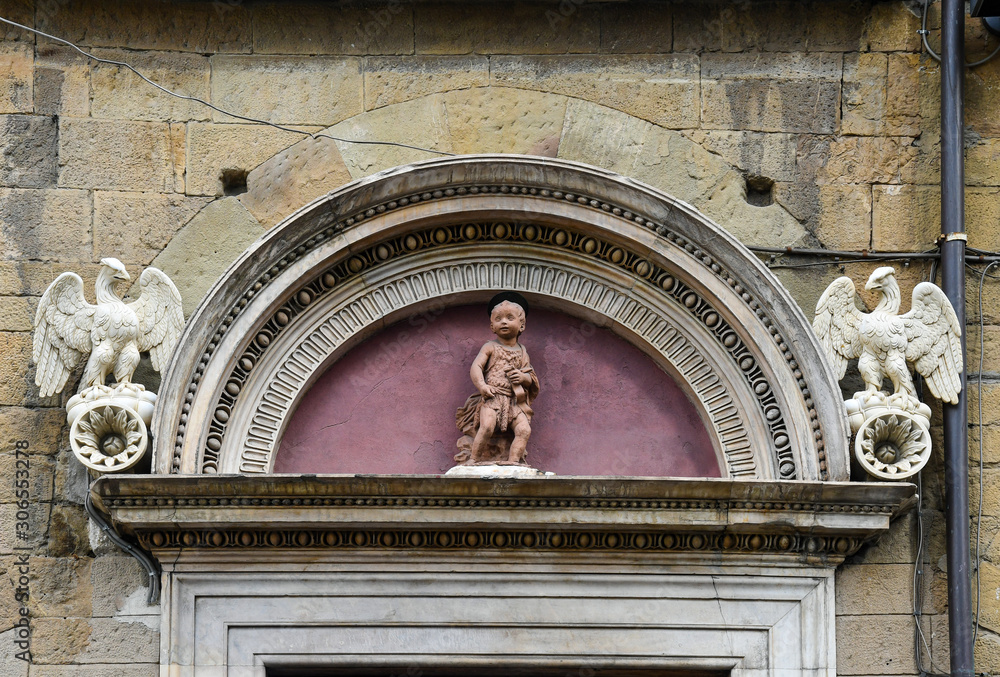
xmin=471 ymin=343 xmax=495 ymax=397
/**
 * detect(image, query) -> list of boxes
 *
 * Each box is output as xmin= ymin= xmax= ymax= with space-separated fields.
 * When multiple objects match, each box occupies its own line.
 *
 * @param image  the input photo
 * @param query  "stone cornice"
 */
xmin=92 ymin=475 xmax=915 ymax=564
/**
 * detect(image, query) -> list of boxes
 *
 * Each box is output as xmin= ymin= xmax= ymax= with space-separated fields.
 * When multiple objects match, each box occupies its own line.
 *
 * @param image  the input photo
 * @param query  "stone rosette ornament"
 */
xmin=813 ymin=267 xmax=962 ymax=480
xmin=33 ymin=258 xmax=183 ymax=474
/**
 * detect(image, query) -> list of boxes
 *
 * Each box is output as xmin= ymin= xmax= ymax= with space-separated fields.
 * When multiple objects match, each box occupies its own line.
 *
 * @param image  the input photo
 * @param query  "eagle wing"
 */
xmin=33 ymin=272 xmax=96 ymax=397
xmin=127 ymin=267 xmax=184 ymax=373
xmin=903 ymin=282 xmax=962 ymax=404
xmin=812 ymin=276 xmax=865 ymax=380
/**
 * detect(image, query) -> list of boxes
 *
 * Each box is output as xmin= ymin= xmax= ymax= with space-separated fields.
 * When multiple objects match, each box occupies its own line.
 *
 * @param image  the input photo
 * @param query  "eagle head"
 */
xmin=100 ymin=257 xmax=131 ymax=283
xmin=865 ymin=266 xmax=895 ymax=291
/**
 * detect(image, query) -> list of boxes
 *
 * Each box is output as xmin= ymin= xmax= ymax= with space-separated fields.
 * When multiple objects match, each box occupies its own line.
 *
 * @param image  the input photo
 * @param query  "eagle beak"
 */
xmin=114 ymin=270 xmax=131 ymax=282
xmin=865 ymin=278 xmax=880 ymax=291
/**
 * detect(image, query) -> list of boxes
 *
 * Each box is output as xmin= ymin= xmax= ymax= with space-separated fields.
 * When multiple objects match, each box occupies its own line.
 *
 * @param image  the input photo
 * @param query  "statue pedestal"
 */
xmin=444 ymin=464 xmax=554 ymax=479
xmin=846 ymin=391 xmax=932 ymax=481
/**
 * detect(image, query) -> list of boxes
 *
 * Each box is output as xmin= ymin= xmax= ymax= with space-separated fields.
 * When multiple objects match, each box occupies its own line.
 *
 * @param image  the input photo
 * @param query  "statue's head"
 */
xmin=488 ymin=292 xmax=528 ymax=339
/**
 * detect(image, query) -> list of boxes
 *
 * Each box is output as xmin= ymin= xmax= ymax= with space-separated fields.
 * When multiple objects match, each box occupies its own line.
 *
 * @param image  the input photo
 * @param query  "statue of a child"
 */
xmin=454 ymin=292 xmax=540 ymax=466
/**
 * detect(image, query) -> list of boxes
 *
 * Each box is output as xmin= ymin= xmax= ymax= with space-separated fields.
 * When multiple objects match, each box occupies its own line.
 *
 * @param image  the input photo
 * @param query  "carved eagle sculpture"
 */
xmin=33 ymin=257 xmax=184 ymax=397
xmin=813 ymin=266 xmax=963 ymax=404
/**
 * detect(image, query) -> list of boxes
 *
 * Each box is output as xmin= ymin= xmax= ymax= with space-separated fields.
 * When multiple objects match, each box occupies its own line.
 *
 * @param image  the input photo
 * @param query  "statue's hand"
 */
xmin=508 ymin=369 xmax=532 ymax=386
xmin=479 ymin=384 xmax=496 ymax=398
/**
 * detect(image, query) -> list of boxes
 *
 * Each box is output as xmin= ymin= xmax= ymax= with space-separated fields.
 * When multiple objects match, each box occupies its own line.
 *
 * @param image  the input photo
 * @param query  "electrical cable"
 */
xmin=919 ymin=0 xmax=1000 ymax=67
xmin=0 ymin=15 xmax=456 ymax=158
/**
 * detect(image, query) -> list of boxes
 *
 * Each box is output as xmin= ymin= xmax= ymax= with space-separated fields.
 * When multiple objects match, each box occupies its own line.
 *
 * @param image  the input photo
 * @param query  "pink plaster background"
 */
xmin=274 ymin=306 xmax=721 ymax=477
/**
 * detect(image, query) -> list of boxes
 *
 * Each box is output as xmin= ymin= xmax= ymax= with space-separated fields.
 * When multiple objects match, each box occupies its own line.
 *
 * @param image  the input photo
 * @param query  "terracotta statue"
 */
xmin=455 ymin=292 xmax=540 ymax=466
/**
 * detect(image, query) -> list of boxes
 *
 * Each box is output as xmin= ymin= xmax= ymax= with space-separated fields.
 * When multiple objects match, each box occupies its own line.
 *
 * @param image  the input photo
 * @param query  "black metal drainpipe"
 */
xmin=941 ymin=0 xmax=973 ymax=673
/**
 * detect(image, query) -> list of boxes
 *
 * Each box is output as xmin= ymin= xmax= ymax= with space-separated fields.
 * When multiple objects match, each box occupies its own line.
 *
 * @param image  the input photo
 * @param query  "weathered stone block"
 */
xmin=1 ymin=115 xmax=58 ymax=188
xmin=33 ymin=45 xmax=91 ymax=118
xmin=0 ymin=628 xmax=29 ymax=677
xmin=835 ymin=563 xmax=913 ymax=615
xmin=886 ymin=53 xmax=924 ymax=137
xmin=842 ymin=53 xmax=887 ymax=137
xmin=806 ymin=1 xmax=866 ymax=51
xmin=836 ymin=614 xmax=919 ymax=674
xmin=37 ymin=0 xmax=251 ymax=52
xmin=91 ymin=50 xmax=210 ymax=122
xmin=325 ymin=97 xmax=453 ymax=179
xmin=0 ymin=331 xmax=38 ymax=404
xmin=58 ymin=119 xmax=178 ymax=192
xmin=813 ymin=185 xmax=872 ymax=250
xmin=694 ymin=170 xmax=812 ymax=247
xmin=211 ymin=56 xmax=363 ymax=126
xmin=147 ymin=198 xmax=265 ymax=317
xmin=27 ymin=557 xmax=92 ymax=617
xmin=415 ymin=2 xmax=599 ymax=54
xmin=872 ymin=185 xmax=939 ymax=251
xmin=240 ymin=137 xmax=353 ymax=229
xmin=186 ymin=122 xmax=304 ymax=197
xmin=0 ymin=455 xmax=53 ymax=504
xmin=91 ymin=555 xmax=150 ymax=617
xmin=0 ymin=0 xmax=32 ymax=42
xmin=93 ymin=191 xmax=211 ymax=265
xmin=47 ymin=504 xmax=90 ymax=557
xmin=968 ymin=138 xmax=1000 ymax=186
xmin=0 ymin=188 xmax=92 ymax=262
xmin=821 ymin=137 xmax=916 ymax=185
xmin=851 ymin=511 xmax=916 ymax=564
xmin=364 ymin=56 xmax=489 ymax=110
xmin=0 ymin=262 xmax=105 ymax=297
xmin=443 ymin=87 xmax=566 ymax=156
xmin=722 ymin=1 xmax=809 ymax=52
xmin=599 ymin=3 xmax=672 ymax=53
xmin=683 ymin=130 xmax=797 ymax=182
xmin=969 ymin=425 xmax=1000 ymax=465
xmin=975 ymin=630 xmax=1000 ymax=677
xmin=671 ymin=1 xmax=723 ymax=52
xmin=27 ymin=666 xmax=158 ymax=677
xmin=969 ymin=188 xmax=1000 ymax=249
xmin=0 ymin=407 xmax=66 ymax=455
xmin=29 ymin=617 xmax=93 ymax=664
xmin=967 ymin=57 xmax=1000 ymax=136
xmin=253 ymin=2 xmax=414 ymax=55
xmin=0 ymin=44 xmax=31 ymax=115
xmin=0 ymin=500 xmax=50 ymax=553
xmin=968 ymin=325 xmax=1000 ymax=374
xmin=969 ymin=383 xmax=1000 ymax=428
xmin=866 ymin=1 xmax=921 ymax=51
xmin=0 ymin=296 xmax=33 ymax=332
xmin=54 ymin=447 xmax=89 ymax=505
xmin=492 ymin=55 xmax=699 ymax=129
xmin=701 ymin=53 xmax=841 ymax=134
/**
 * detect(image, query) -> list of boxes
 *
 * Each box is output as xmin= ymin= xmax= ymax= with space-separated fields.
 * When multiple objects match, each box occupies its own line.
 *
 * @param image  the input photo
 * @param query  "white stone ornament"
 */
xmin=33 ymin=257 xmax=183 ymax=474
xmin=814 ymin=266 xmax=962 ymax=480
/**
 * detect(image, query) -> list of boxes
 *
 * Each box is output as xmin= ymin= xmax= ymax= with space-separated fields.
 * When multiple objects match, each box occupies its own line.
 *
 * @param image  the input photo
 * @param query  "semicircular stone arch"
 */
xmin=149 ymin=89 xmax=814 ymax=318
xmin=153 ymin=155 xmax=848 ymax=482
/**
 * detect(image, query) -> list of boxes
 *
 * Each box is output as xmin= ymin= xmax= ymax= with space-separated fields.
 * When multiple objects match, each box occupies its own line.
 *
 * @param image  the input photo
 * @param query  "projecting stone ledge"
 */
xmin=93 ymin=475 xmax=915 ymax=565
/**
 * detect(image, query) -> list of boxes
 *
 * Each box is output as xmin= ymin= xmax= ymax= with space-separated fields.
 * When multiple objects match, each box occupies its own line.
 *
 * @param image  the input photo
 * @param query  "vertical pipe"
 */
xmin=940 ymin=0 xmax=973 ymax=673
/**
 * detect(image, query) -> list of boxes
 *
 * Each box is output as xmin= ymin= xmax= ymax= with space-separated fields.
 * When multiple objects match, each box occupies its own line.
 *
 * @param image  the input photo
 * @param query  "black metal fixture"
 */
xmin=940 ymin=0 xmax=974 ymax=673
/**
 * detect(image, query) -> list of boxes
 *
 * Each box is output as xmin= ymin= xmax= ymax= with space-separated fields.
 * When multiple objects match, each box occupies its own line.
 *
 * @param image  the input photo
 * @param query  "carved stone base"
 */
xmin=444 ymin=464 xmax=554 ymax=478
xmin=67 ymin=383 xmax=156 ymax=473
xmin=846 ymin=391 xmax=931 ymax=481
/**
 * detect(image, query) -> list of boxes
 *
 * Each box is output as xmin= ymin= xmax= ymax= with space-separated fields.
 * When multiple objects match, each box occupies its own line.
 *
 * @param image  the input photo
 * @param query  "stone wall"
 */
xmin=1 ymin=0 xmax=998 ymax=675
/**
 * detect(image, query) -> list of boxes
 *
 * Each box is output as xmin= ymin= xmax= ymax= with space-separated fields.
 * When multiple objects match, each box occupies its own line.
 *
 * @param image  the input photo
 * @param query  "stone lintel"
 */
xmin=92 ymin=475 xmax=915 ymax=563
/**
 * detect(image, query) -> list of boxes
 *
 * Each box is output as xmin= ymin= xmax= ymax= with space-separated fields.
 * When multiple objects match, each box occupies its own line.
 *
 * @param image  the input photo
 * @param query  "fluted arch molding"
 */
xmin=152 ymin=155 xmax=848 ymax=480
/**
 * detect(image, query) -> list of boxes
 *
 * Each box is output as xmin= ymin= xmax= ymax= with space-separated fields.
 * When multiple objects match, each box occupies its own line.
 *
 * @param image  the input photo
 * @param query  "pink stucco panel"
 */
xmin=274 ymin=306 xmax=721 ymax=477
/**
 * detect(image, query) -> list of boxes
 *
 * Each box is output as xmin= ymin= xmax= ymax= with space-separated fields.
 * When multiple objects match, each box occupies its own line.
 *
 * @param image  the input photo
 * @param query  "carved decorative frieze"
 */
xmin=93 ymin=475 xmax=915 ymax=564
xmin=155 ymin=157 xmax=848 ymax=480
